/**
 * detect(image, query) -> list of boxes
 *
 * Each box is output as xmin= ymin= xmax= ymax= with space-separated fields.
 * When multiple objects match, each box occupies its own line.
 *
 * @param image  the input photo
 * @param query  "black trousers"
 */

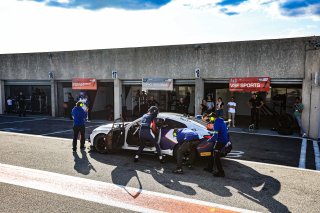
xmin=18 ymin=105 xmax=26 ymax=117
xmin=137 ymin=129 xmax=162 ymax=156
xmin=73 ymin=125 xmax=85 ymax=149
xmin=176 ymin=140 xmax=200 ymax=168
xmin=250 ymin=108 xmax=260 ymax=128
xmin=207 ymin=142 xmax=224 ymax=173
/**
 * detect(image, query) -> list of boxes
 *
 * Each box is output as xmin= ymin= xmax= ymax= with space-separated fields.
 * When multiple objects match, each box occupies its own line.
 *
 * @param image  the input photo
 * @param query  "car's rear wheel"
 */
xmin=94 ymin=134 xmax=108 ymax=154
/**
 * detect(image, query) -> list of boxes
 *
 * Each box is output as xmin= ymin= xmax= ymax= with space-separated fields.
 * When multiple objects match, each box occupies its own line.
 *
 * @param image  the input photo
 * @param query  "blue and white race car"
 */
xmin=89 ymin=113 xmax=225 ymax=158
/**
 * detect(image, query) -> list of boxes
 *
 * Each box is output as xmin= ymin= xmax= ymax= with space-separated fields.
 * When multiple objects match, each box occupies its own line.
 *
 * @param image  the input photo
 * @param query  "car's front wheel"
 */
xmin=94 ymin=134 xmax=108 ymax=154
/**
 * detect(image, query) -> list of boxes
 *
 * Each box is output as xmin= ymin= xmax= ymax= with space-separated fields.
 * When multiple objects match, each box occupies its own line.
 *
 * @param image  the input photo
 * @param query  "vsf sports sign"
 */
xmin=229 ymin=77 xmax=270 ymax=92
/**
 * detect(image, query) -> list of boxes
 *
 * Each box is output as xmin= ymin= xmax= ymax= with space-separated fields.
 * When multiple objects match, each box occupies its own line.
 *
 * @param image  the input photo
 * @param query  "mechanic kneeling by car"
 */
xmin=204 ymin=112 xmax=229 ymax=177
xmin=134 ymin=106 xmax=165 ymax=163
xmin=172 ymin=128 xmax=201 ymax=174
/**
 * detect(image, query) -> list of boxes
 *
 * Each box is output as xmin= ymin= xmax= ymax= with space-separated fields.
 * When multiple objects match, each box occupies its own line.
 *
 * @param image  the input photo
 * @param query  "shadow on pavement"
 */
xmin=89 ymin=151 xmax=288 ymax=212
xmin=73 ymin=150 xmax=97 ymax=175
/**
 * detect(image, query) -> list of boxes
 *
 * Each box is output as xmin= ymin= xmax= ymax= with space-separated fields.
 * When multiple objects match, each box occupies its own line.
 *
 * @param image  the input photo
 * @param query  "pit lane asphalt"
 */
xmin=0 ymin=115 xmax=317 ymax=170
xmin=0 ymin=131 xmax=319 ymax=212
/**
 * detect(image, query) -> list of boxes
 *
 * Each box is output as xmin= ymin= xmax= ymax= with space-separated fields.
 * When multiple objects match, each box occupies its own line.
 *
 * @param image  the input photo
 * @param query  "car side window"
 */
xmin=163 ymin=118 xmax=187 ymax=129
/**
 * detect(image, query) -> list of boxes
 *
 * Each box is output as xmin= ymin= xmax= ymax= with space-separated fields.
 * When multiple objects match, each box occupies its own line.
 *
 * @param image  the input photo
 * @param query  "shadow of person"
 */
xmin=219 ymin=160 xmax=288 ymax=212
xmin=73 ymin=150 xmax=97 ymax=175
xmin=111 ymin=166 xmax=143 ymax=199
xmin=90 ymin=150 xmax=288 ymax=212
xmin=111 ymin=163 xmax=197 ymax=196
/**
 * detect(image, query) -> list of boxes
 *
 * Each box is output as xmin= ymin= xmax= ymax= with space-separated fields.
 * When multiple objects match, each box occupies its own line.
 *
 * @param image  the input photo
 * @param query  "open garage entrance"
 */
xmin=57 ymin=80 xmax=114 ymax=120
xmin=204 ymin=78 xmax=302 ymax=134
xmin=122 ymin=79 xmax=195 ymax=120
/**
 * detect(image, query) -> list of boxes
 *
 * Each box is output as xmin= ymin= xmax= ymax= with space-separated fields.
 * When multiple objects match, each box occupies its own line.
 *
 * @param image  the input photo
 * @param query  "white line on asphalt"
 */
xmin=0 ymin=131 xmax=72 ymax=141
xmin=228 ymin=130 xmax=301 ymax=139
xmin=224 ymin=158 xmax=320 ymax=173
xmin=313 ymin=140 xmax=320 ymax=170
xmin=0 ymin=118 xmax=47 ymax=125
xmin=41 ymin=125 xmax=101 ymax=136
xmin=299 ymin=138 xmax=307 ymax=168
xmin=0 ymin=163 xmax=256 ymax=213
xmin=50 ymin=118 xmax=107 ymax=124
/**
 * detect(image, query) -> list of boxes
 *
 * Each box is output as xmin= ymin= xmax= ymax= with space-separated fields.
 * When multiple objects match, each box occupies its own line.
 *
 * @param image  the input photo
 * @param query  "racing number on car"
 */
xmin=226 ymin=150 xmax=244 ymax=158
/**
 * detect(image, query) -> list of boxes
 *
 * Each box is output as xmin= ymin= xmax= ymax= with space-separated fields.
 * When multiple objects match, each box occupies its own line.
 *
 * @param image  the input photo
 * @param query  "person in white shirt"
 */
xmin=227 ymin=97 xmax=236 ymax=127
xmin=206 ymin=95 xmax=214 ymax=113
xmin=6 ymin=97 xmax=13 ymax=114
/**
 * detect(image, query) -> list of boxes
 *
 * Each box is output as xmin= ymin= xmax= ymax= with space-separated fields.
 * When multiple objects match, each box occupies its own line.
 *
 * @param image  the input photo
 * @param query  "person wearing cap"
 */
xmin=203 ymin=113 xmax=229 ymax=177
xmin=134 ymin=106 xmax=164 ymax=163
xmin=71 ymin=102 xmax=87 ymax=152
xmin=172 ymin=128 xmax=200 ymax=174
xmin=248 ymin=93 xmax=264 ymax=129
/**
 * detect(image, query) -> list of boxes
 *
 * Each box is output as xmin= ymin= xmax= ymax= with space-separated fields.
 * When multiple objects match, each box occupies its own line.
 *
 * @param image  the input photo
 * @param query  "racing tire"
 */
xmin=94 ymin=134 xmax=108 ymax=154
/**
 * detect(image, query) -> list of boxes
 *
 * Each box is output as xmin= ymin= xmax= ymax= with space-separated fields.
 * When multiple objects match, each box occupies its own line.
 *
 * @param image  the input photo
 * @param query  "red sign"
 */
xmin=72 ymin=78 xmax=97 ymax=90
xmin=229 ymin=77 xmax=270 ymax=92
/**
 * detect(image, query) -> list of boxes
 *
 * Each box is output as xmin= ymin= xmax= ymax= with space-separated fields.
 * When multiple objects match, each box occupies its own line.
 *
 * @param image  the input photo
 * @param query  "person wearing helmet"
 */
xmin=71 ymin=101 xmax=88 ymax=152
xmin=134 ymin=106 xmax=165 ymax=163
xmin=172 ymin=128 xmax=200 ymax=174
xmin=203 ymin=112 xmax=229 ymax=177
xmin=202 ymin=112 xmax=216 ymax=130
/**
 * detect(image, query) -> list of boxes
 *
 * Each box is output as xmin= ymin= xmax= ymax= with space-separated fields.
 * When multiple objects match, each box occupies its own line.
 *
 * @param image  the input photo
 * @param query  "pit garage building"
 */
xmin=0 ymin=36 xmax=319 ymax=139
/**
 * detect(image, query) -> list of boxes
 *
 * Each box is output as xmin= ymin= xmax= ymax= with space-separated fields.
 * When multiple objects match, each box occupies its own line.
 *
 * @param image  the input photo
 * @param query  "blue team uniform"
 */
xmin=176 ymin=128 xmax=200 ymax=145
xmin=206 ymin=117 xmax=229 ymax=176
xmin=137 ymin=113 xmax=162 ymax=156
xmin=208 ymin=117 xmax=228 ymax=145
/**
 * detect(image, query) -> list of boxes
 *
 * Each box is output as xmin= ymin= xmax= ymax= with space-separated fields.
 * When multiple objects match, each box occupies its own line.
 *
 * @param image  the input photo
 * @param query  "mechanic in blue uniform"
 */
xmin=204 ymin=112 xmax=229 ymax=177
xmin=172 ymin=128 xmax=200 ymax=174
xmin=134 ymin=106 xmax=165 ymax=163
xmin=72 ymin=102 xmax=87 ymax=152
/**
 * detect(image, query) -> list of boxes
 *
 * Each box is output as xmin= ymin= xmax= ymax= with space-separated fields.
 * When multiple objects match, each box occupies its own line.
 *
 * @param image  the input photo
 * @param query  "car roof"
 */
xmin=158 ymin=112 xmax=187 ymax=119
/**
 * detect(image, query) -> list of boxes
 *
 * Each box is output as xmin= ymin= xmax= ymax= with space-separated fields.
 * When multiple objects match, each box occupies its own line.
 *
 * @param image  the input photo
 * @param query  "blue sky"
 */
xmin=0 ymin=0 xmax=319 ymax=53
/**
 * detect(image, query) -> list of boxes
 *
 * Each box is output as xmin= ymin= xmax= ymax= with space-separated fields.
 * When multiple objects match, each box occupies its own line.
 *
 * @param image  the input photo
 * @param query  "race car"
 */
xmin=89 ymin=112 xmax=228 ymax=158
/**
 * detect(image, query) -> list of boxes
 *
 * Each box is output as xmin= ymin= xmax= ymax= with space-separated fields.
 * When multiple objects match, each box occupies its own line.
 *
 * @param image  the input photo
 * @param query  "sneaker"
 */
xmin=172 ymin=168 xmax=184 ymax=174
xmin=159 ymin=156 xmax=165 ymax=164
xmin=302 ymin=133 xmax=307 ymax=138
xmin=213 ymin=171 xmax=225 ymax=177
xmin=134 ymin=155 xmax=139 ymax=163
xmin=203 ymin=167 xmax=213 ymax=173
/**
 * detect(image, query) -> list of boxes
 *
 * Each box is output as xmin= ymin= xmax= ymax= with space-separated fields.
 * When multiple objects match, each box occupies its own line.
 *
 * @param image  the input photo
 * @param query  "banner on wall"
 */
xmin=229 ymin=77 xmax=270 ymax=92
xmin=72 ymin=78 xmax=97 ymax=90
xmin=142 ymin=78 xmax=173 ymax=91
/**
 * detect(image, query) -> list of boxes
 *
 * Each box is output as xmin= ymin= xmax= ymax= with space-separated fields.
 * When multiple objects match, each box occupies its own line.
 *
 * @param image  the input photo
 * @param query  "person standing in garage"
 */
xmin=72 ymin=102 xmax=87 ymax=152
xmin=248 ymin=93 xmax=264 ymax=129
xmin=134 ymin=106 xmax=165 ymax=163
xmin=17 ymin=91 xmax=26 ymax=117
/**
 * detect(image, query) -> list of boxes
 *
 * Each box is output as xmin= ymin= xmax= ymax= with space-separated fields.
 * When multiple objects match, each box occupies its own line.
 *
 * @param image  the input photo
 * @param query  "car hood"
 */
xmin=93 ymin=124 xmax=113 ymax=131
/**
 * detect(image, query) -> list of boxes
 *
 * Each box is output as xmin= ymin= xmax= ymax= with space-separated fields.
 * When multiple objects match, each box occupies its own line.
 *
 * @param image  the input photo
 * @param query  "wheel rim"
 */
xmin=96 ymin=137 xmax=107 ymax=153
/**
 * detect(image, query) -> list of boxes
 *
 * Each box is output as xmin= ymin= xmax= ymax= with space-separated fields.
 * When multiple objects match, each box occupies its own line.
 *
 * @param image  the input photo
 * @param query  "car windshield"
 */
xmin=185 ymin=116 xmax=207 ymax=129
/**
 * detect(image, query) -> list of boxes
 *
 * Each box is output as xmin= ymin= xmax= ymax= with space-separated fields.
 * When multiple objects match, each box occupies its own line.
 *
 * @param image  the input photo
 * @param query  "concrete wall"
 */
xmin=302 ymin=48 xmax=320 ymax=139
xmin=0 ymin=37 xmax=311 ymax=81
xmin=1 ymin=36 xmax=319 ymax=138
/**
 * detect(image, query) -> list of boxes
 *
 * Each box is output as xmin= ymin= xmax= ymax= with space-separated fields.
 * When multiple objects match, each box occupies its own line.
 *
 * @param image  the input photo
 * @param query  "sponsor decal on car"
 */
xmin=200 ymin=152 xmax=212 ymax=157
